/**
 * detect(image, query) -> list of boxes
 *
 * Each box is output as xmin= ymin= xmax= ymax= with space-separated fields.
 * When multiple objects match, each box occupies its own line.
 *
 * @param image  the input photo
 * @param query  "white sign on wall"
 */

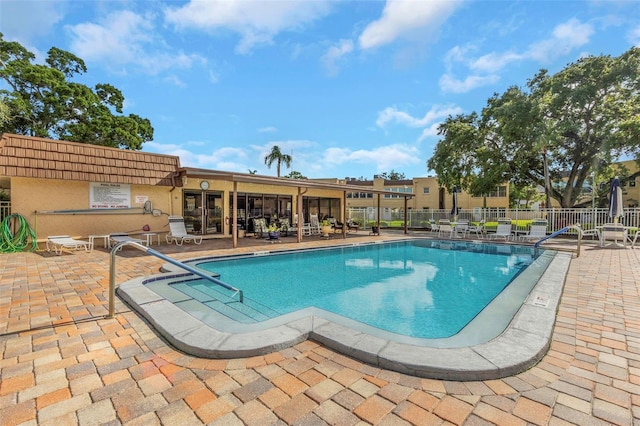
xmin=90 ymin=183 xmax=131 ymax=209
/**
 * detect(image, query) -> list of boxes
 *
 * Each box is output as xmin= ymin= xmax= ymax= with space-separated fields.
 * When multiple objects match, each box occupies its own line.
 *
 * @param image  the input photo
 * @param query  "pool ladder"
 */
xmin=107 ymin=241 xmax=243 ymax=318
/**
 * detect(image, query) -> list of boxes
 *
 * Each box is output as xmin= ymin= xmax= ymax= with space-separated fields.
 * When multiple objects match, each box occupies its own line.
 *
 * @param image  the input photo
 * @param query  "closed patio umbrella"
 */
xmin=608 ymin=176 xmax=624 ymax=223
xmin=451 ymin=185 xmax=459 ymax=221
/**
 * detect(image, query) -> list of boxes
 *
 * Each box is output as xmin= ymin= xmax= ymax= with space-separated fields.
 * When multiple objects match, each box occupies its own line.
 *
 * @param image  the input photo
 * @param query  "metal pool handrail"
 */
xmin=108 ymin=241 xmax=243 ymax=318
xmin=533 ymin=224 xmax=583 ymax=257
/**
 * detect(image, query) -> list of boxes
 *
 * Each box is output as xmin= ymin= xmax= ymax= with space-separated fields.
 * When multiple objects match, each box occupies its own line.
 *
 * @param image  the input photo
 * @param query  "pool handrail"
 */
xmin=108 ymin=240 xmax=243 ymax=318
xmin=533 ymin=224 xmax=582 ymax=257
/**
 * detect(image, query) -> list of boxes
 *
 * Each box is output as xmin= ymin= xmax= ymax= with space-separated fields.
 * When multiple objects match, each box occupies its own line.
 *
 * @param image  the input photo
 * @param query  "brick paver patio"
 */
xmin=1 ymin=233 xmax=639 ymax=425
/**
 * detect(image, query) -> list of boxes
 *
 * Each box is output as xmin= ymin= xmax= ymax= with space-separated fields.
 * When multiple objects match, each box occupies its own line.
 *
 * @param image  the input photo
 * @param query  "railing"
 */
xmin=0 ymin=201 xmax=10 ymax=222
xmin=348 ymin=207 xmax=640 ymax=235
xmin=108 ymin=241 xmax=243 ymax=318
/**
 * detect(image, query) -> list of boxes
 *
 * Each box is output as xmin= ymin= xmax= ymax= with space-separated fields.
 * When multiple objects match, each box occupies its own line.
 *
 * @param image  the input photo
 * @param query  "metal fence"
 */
xmin=0 ymin=201 xmax=9 ymax=222
xmin=347 ymin=207 xmax=640 ymax=234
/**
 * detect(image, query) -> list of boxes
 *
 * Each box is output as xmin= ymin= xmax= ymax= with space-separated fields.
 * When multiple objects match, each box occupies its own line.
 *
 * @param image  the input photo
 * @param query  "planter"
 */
xmin=321 ymin=225 xmax=332 ymax=237
xmin=268 ymin=231 xmax=280 ymax=240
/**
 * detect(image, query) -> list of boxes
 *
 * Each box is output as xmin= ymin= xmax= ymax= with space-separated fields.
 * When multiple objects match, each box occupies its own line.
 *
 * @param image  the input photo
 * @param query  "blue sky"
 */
xmin=1 ymin=1 xmax=638 ymax=180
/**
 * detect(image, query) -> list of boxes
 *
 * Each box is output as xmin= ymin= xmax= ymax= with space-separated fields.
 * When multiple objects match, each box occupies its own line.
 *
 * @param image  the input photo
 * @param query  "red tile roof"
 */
xmin=0 ymin=133 xmax=181 ymax=186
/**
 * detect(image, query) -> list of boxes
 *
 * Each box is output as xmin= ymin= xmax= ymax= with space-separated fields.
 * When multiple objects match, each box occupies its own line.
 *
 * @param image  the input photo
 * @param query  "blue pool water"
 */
xmin=176 ymin=240 xmax=541 ymax=339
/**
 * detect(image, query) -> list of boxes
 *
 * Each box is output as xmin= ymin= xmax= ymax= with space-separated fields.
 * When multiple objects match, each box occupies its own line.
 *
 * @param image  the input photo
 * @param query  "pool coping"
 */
xmin=117 ymin=242 xmax=571 ymax=381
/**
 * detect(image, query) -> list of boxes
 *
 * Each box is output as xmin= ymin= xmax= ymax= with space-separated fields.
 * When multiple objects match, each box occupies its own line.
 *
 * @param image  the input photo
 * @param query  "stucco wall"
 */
xmin=10 ymin=177 xmax=175 ymax=241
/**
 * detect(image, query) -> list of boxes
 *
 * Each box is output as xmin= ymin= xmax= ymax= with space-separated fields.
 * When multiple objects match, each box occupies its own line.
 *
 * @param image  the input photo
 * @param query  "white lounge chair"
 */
xmin=519 ymin=223 xmax=548 ymax=243
xmin=599 ymin=223 xmax=628 ymax=247
xmin=490 ymin=223 xmax=513 ymax=241
xmin=46 ymin=235 xmax=93 ymax=255
xmin=165 ymin=216 xmax=203 ymax=245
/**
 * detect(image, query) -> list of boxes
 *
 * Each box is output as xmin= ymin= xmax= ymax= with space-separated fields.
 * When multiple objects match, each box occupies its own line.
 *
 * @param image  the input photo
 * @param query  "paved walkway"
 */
xmin=1 ymin=234 xmax=639 ymax=425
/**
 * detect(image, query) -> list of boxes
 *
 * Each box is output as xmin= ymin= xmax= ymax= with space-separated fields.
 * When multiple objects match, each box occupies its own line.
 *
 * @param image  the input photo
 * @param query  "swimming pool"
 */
xmin=179 ymin=240 xmax=539 ymax=339
xmin=118 ymin=238 xmax=571 ymax=380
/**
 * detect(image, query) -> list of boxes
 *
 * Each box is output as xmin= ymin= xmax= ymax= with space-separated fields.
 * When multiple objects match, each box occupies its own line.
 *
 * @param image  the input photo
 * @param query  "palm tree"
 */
xmin=264 ymin=145 xmax=292 ymax=177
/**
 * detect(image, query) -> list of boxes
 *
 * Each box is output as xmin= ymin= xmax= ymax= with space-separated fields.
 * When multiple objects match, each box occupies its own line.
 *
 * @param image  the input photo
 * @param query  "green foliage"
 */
xmin=428 ymin=47 xmax=640 ymax=207
xmin=284 ymin=170 xmax=307 ymax=179
xmin=264 ymin=145 xmax=292 ymax=177
xmin=509 ymin=184 xmax=544 ymax=208
xmin=379 ymin=170 xmax=406 ymax=180
xmin=0 ymin=33 xmax=153 ymax=149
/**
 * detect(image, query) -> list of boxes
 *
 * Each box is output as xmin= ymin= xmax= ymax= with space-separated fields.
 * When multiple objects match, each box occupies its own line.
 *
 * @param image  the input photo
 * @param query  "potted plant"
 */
xmin=267 ymin=222 xmax=280 ymax=239
xmin=320 ymin=218 xmax=332 ymax=237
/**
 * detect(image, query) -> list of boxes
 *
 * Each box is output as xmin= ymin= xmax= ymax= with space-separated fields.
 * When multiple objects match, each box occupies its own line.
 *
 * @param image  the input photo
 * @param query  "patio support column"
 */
xmin=297 ymin=188 xmax=304 ymax=243
xmin=341 ymin=190 xmax=347 ymax=239
xmin=404 ymin=196 xmax=408 ymax=234
xmin=232 ymin=181 xmax=238 ymax=248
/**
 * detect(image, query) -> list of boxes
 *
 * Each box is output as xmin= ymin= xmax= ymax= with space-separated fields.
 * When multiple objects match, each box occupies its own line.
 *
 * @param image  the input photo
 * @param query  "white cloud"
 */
xmin=627 ymin=25 xmax=640 ymax=46
xmin=358 ymin=0 xmax=462 ymax=50
xmin=321 ymin=144 xmax=422 ymax=173
xmin=376 ymin=104 xmax=463 ymax=129
xmin=526 ymin=18 xmax=594 ymax=62
xmin=164 ymin=0 xmax=333 ymax=54
xmin=439 ymin=18 xmax=594 ymax=94
xmin=67 ymin=10 xmax=205 ymax=76
xmin=258 ymin=126 xmax=278 ymax=133
xmin=439 ymin=73 xmax=500 ymax=94
xmin=321 ymin=39 xmax=354 ymax=76
xmin=0 ymin=0 xmax=64 ymax=45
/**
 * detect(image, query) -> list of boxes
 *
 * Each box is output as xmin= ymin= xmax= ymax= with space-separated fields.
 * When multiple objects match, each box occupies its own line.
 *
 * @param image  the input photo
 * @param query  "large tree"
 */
xmin=264 ymin=145 xmax=292 ymax=177
xmin=0 ymin=33 xmax=153 ymax=149
xmin=428 ymin=47 xmax=640 ymax=207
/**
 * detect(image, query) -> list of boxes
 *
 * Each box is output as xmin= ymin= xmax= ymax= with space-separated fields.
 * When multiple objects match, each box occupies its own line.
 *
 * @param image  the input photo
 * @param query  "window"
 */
xmin=423 ymin=187 xmax=430 ymax=194
xmin=383 ymin=187 xmax=413 ymax=198
xmin=472 ymin=185 xmax=507 ymax=198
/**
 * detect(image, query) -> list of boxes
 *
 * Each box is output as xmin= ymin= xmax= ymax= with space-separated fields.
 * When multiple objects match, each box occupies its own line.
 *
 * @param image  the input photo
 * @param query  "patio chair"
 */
xmin=599 ymin=223 xmax=628 ymax=247
xmin=165 ymin=216 xmax=203 ymax=245
xmin=333 ymin=219 xmax=345 ymax=233
xmin=309 ymin=214 xmax=321 ymax=235
xmin=454 ymin=219 xmax=469 ymax=238
xmin=428 ymin=219 xmax=439 ymax=234
xmin=46 ymin=235 xmax=93 ymax=255
xmin=437 ymin=219 xmax=454 ymax=238
xmin=346 ymin=219 xmax=359 ymax=233
xmin=468 ymin=220 xmax=485 ymax=239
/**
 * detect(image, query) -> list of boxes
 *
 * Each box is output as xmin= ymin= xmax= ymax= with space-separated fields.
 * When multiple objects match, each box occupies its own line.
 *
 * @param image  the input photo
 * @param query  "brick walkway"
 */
xmin=1 ymin=234 xmax=639 ymax=425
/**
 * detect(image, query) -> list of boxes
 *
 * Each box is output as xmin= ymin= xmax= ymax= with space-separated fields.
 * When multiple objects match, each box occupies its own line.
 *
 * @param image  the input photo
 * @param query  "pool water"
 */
xmin=183 ymin=240 xmax=540 ymax=339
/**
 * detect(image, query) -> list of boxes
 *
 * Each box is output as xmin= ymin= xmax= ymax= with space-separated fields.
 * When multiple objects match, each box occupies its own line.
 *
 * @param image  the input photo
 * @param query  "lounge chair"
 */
xmin=599 ymin=223 xmax=628 ymax=247
xmin=165 ymin=216 xmax=203 ymax=245
xmin=46 ymin=235 xmax=93 ymax=255
xmin=490 ymin=223 xmax=513 ymax=241
xmin=519 ymin=223 xmax=548 ymax=243
xmin=428 ymin=219 xmax=439 ymax=234
xmin=346 ymin=220 xmax=359 ymax=233
xmin=109 ymin=233 xmax=147 ymax=249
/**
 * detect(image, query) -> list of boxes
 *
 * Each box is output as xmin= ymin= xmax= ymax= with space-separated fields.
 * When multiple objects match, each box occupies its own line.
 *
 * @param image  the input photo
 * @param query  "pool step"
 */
xmin=170 ymin=281 xmax=279 ymax=323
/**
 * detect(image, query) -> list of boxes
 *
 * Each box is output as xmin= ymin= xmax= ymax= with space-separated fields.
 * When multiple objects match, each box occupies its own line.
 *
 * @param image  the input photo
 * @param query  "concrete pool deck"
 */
xmin=1 ymin=232 xmax=639 ymax=424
